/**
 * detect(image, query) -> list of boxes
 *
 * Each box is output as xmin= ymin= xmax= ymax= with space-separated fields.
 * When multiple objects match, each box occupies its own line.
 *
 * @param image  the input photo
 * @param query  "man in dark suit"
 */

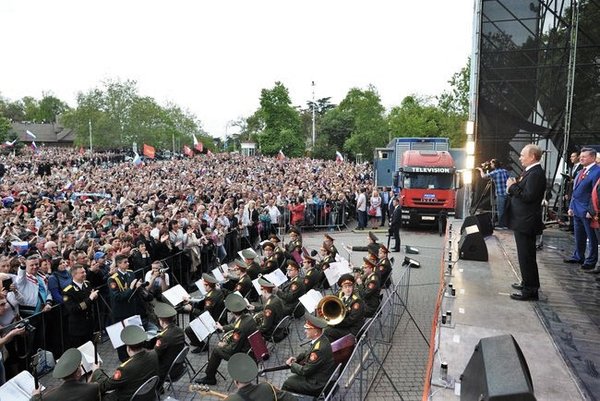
xmin=389 ymin=198 xmax=402 ymax=252
xmin=564 ymin=147 xmax=600 ymax=270
xmin=506 ymin=144 xmax=547 ymax=301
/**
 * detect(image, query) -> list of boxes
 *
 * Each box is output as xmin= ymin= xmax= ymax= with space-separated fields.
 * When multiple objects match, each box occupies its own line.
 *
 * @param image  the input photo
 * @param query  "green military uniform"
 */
xmin=246 ymin=260 xmax=261 ymax=280
xmin=279 ymin=274 xmax=306 ymax=317
xmin=303 ymin=266 xmax=323 ymax=292
xmin=30 ymin=348 xmax=101 ymax=401
xmin=357 ymin=270 xmax=381 ymax=317
xmin=254 ymin=286 xmax=286 ymax=341
xmin=224 ymin=353 xmax=298 ymax=401
xmin=92 ymin=326 xmax=159 ymax=401
xmin=154 ymin=303 xmax=186 ymax=384
xmin=197 ymin=294 xmax=258 ymax=384
xmin=282 ymin=335 xmax=336 ymax=396
xmin=186 ymin=275 xmax=226 ymax=349
xmin=286 ymin=239 xmax=302 ymax=254
xmin=324 ymin=276 xmax=366 ymax=342
xmin=261 ymin=255 xmax=279 ymax=274
xmin=108 ymin=269 xmax=144 ymax=321
xmin=235 ymin=273 xmax=256 ymax=299
xmin=376 ymin=256 xmax=393 ymax=289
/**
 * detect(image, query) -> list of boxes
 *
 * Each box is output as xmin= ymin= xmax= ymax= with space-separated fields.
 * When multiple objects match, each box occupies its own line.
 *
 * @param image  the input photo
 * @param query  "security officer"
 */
xmin=260 ymin=242 xmax=279 ymax=274
xmin=30 ymin=348 xmax=101 ymax=401
xmin=376 ymin=244 xmax=393 ymax=289
xmin=195 ymin=293 xmax=257 ymax=385
xmin=92 ymin=325 xmax=160 ymax=401
xmin=278 ymin=260 xmax=306 ymax=317
xmin=323 ymin=274 xmax=366 ymax=342
xmin=108 ymin=254 xmax=147 ymax=361
xmin=154 ymin=302 xmax=185 ymax=387
xmin=301 ymin=250 xmax=322 ymax=292
xmin=282 ymin=314 xmax=336 ymax=397
xmin=355 ymin=258 xmax=381 ymax=317
xmin=241 ymin=249 xmax=261 ymax=280
xmin=247 ymin=278 xmax=286 ymax=341
xmin=224 ymin=353 xmax=298 ymax=401
xmin=184 ymin=273 xmax=226 ymax=353
xmin=62 ymin=264 xmax=99 ymax=348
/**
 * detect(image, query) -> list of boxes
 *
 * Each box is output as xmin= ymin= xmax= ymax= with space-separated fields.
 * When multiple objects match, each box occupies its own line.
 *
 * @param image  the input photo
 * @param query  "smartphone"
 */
xmin=2 ymin=278 xmax=12 ymax=291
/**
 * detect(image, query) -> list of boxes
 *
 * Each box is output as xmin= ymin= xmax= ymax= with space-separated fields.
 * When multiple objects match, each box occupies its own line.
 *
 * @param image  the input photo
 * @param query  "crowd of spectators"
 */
xmin=0 ymin=147 xmax=373 ymax=384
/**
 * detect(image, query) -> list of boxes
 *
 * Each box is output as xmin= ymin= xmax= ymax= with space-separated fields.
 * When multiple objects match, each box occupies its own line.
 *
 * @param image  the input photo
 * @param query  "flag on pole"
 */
xmin=193 ymin=134 xmax=203 ymax=152
xmin=335 ymin=151 xmax=344 ymax=163
xmin=26 ymin=130 xmax=37 ymax=139
xmin=276 ymin=149 xmax=285 ymax=161
xmin=132 ymin=152 xmax=143 ymax=167
xmin=183 ymin=145 xmax=193 ymax=157
xmin=3 ymin=139 xmax=16 ymax=147
xmin=31 ymin=141 xmax=38 ymax=152
xmin=143 ymin=144 xmax=155 ymax=159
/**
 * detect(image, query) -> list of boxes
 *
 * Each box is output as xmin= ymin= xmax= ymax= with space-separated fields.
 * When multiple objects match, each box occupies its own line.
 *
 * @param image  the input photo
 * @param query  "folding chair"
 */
xmin=163 ymin=346 xmax=193 ymax=398
xmin=316 ymin=363 xmax=342 ymax=400
xmin=265 ymin=315 xmax=294 ymax=364
xmin=130 ymin=375 xmax=159 ymax=401
xmin=290 ymin=302 xmax=307 ymax=340
xmin=248 ymin=329 xmax=270 ymax=371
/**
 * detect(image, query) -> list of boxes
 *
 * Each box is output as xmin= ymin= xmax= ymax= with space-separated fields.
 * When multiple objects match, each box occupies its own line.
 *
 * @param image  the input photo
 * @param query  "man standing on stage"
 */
xmin=506 ymin=144 xmax=546 ymax=301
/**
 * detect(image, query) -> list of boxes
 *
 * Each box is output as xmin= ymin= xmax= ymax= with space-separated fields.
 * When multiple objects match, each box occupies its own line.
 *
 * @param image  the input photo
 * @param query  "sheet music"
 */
xmin=252 ymin=278 xmax=262 ymax=295
xmin=189 ymin=311 xmax=217 ymax=341
xmin=211 ymin=267 xmax=225 ymax=282
xmin=0 ymin=370 xmax=44 ymax=401
xmin=265 ymin=269 xmax=288 ymax=287
xmin=162 ymin=284 xmax=190 ymax=306
xmin=299 ymin=289 xmax=323 ymax=313
xmin=195 ymin=278 xmax=208 ymax=296
xmin=234 ymin=291 xmax=251 ymax=305
xmin=324 ymin=261 xmax=352 ymax=286
xmin=77 ymin=341 xmax=103 ymax=373
xmin=106 ymin=314 xmax=143 ymax=349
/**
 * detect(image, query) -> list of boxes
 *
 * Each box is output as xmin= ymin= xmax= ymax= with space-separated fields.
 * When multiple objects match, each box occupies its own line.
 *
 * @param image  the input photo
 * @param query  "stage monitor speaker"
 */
xmin=458 ymin=222 xmax=488 ymax=261
xmin=461 ymin=334 xmax=536 ymax=401
xmin=461 ymin=213 xmax=493 ymax=237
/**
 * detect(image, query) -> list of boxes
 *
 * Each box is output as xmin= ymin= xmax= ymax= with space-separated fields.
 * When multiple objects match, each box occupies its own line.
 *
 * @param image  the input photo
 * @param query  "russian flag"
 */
xmin=335 ymin=151 xmax=344 ymax=163
xmin=31 ymin=141 xmax=39 ymax=152
xmin=26 ymin=130 xmax=37 ymax=139
xmin=4 ymin=139 xmax=16 ymax=147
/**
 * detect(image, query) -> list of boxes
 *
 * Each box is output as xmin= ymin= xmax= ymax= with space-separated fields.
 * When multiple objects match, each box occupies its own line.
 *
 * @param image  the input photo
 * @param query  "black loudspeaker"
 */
xmin=458 ymin=219 xmax=488 ymax=261
xmin=475 ymin=212 xmax=493 ymax=237
xmin=461 ymin=214 xmax=493 ymax=237
xmin=461 ymin=334 xmax=536 ymax=401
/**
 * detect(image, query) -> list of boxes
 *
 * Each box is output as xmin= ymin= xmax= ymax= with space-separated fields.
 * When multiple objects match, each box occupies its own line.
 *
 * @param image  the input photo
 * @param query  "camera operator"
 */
xmin=476 ymin=159 xmax=510 ymax=229
xmin=144 ymin=261 xmax=170 ymax=299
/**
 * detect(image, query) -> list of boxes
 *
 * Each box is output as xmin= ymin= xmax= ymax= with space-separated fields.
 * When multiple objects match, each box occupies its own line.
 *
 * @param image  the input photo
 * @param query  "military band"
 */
xmin=278 ymin=260 xmax=306 ymax=317
xmin=323 ymin=274 xmax=366 ymax=342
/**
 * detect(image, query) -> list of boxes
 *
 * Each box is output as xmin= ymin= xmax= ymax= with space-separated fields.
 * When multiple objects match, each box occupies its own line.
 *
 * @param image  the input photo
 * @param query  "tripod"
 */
xmin=470 ymin=180 xmax=497 ymax=225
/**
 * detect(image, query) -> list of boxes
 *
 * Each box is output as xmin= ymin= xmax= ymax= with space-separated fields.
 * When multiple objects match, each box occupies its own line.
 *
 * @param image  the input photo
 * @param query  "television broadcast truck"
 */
xmin=373 ymin=137 xmax=460 ymax=227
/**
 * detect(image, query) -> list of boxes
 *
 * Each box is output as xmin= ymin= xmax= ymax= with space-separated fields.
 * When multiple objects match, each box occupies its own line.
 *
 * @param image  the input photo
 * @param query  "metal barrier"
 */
xmin=323 ymin=264 xmax=430 ymax=401
xmin=278 ymin=202 xmax=351 ymax=232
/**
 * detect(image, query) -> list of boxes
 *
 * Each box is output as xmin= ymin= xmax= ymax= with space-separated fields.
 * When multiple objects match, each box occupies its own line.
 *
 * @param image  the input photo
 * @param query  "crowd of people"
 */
xmin=0 ymin=146 xmax=390 ymax=392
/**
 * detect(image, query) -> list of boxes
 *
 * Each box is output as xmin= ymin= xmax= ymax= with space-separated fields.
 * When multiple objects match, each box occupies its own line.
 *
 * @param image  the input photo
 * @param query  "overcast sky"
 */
xmin=0 ymin=0 xmax=474 ymax=138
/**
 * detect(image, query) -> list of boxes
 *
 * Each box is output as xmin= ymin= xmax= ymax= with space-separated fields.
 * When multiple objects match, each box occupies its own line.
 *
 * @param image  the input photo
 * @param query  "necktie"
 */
xmin=576 ymin=168 xmax=587 ymax=184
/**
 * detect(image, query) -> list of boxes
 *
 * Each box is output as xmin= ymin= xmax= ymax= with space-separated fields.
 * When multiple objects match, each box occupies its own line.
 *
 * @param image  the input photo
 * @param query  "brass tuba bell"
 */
xmin=316 ymin=295 xmax=346 ymax=326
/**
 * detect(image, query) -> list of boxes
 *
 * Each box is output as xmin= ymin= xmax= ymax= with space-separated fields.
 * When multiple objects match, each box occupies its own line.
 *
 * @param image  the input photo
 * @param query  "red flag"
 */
xmin=183 ymin=145 xmax=193 ymax=157
xmin=143 ymin=144 xmax=155 ymax=159
xmin=276 ymin=149 xmax=285 ymax=161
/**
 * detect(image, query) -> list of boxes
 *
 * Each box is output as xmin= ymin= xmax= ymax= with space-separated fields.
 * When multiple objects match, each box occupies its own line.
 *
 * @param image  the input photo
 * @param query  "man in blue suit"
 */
xmin=564 ymin=147 xmax=600 ymax=270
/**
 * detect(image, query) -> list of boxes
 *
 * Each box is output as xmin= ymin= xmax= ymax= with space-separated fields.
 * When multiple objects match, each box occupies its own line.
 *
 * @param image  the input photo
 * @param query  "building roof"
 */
xmin=10 ymin=122 xmax=75 ymax=144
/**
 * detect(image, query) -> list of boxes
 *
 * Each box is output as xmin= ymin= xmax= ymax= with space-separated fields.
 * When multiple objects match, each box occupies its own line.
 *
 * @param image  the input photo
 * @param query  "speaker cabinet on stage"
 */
xmin=459 ymin=218 xmax=488 ymax=261
xmin=461 ymin=334 xmax=536 ymax=401
xmin=461 ymin=213 xmax=493 ymax=237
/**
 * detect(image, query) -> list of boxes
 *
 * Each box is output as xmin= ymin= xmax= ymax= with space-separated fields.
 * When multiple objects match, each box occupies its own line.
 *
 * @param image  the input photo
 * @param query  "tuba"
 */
xmin=316 ymin=295 xmax=346 ymax=326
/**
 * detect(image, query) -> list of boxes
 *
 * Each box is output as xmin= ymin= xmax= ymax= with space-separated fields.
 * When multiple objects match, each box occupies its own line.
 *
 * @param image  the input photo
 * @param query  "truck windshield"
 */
xmin=403 ymin=173 xmax=454 ymax=190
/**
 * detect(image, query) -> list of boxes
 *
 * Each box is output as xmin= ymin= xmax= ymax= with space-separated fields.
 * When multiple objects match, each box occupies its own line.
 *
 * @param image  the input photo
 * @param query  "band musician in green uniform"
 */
xmin=30 ymin=348 xmax=101 ymax=401
xmin=91 ymin=325 xmax=159 ymax=401
xmin=153 ymin=302 xmax=185 ymax=387
xmin=282 ymin=314 xmax=336 ymax=397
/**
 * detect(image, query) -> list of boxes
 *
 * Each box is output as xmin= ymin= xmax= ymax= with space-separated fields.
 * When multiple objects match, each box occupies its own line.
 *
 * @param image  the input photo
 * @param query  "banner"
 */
xmin=143 ymin=144 xmax=155 ymax=159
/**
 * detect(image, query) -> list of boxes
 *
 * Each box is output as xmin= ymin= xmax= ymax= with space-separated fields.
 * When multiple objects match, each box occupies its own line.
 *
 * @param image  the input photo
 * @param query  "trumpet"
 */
xmin=220 ymin=330 xmax=234 ymax=344
xmin=316 ymin=295 xmax=346 ymax=326
xmin=253 ymin=311 xmax=264 ymax=327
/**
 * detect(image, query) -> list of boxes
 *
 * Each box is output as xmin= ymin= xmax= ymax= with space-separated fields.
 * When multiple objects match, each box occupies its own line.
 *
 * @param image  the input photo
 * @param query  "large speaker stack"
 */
xmin=461 ymin=334 xmax=536 ymax=401
xmin=458 ymin=215 xmax=489 ymax=261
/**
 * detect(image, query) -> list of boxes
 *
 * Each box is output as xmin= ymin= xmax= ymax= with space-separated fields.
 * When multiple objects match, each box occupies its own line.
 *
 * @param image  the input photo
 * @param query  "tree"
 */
xmin=438 ymin=59 xmax=470 ymax=116
xmin=37 ymin=93 xmax=70 ymax=123
xmin=387 ymin=95 xmax=465 ymax=147
xmin=338 ymin=85 xmax=387 ymax=158
xmin=254 ymin=82 xmax=304 ymax=156
xmin=0 ymin=116 xmax=11 ymax=142
xmin=313 ymin=107 xmax=354 ymax=160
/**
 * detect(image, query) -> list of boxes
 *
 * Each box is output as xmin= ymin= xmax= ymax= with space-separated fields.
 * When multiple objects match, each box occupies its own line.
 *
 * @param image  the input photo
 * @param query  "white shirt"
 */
xmin=16 ymin=267 xmax=52 ymax=308
xmin=266 ymin=205 xmax=281 ymax=224
xmin=357 ymin=193 xmax=367 ymax=212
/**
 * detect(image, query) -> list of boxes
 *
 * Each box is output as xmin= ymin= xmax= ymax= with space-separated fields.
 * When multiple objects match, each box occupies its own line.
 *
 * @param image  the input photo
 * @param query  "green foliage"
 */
xmin=438 ymin=59 xmax=470 ymax=116
xmin=62 ymin=79 xmax=203 ymax=150
xmin=338 ymin=86 xmax=388 ymax=157
xmin=313 ymin=107 xmax=354 ymax=159
xmin=254 ymin=82 xmax=303 ymax=156
xmin=0 ymin=116 xmax=11 ymax=142
xmin=387 ymin=95 xmax=465 ymax=147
